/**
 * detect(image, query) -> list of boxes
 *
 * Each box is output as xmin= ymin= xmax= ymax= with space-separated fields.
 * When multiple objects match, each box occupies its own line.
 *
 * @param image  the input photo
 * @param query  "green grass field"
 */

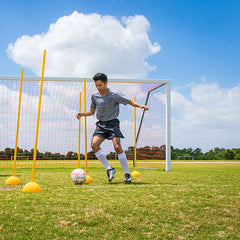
xmin=0 ymin=162 xmax=240 ymax=239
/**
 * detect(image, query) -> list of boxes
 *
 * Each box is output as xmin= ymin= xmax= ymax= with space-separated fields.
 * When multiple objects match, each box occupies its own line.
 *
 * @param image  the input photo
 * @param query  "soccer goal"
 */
xmin=0 ymin=76 xmax=171 ymax=171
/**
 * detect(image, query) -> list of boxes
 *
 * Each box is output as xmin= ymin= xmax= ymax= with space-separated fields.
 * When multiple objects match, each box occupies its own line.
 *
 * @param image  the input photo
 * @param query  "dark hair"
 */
xmin=93 ymin=73 xmax=108 ymax=83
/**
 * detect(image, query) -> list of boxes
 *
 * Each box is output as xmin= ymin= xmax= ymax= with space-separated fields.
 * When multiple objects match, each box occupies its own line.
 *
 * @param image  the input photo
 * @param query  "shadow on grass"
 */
xmin=106 ymin=181 xmax=152 ymax=185
xmin=0 ymin=186 xmax=21 ymax=190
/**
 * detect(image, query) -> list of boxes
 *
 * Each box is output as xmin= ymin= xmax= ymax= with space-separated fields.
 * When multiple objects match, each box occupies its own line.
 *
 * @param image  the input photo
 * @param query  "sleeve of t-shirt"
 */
xmin=90 ymin=94 xmax=96 ymax=109
xmin=113 ymin=91 xmax=130 ymax=105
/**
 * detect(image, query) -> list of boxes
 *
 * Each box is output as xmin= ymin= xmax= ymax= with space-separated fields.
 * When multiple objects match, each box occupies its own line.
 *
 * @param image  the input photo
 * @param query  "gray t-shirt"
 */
xmin=90 ymin=89 xmax=130 ymax=121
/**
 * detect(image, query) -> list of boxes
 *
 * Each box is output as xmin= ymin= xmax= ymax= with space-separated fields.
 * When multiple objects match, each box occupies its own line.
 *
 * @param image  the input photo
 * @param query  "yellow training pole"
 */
xmin=84 ymin=78 xmax=87 ymax=173
xmin=22 ymin=50 xmax=46 ymax=192
xmin=134 ymin=97 xmax=137 ymax=171
xmin=78 ymin=92 xmax=81 ymax=169
xmin=131 ymin=97 xmax=141 ymax=177
xmin=84 ymin=78 xmax=93 ymax=183
xmin=5 ymin=69 xmax=24 ymax=185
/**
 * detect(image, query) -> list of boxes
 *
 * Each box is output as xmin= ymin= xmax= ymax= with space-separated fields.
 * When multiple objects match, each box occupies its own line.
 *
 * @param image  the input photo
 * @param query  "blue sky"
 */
xmin=1 ymin=0 xmax=239 ymax=87
xmin=1 ymin=0 xmax=240 ymax=151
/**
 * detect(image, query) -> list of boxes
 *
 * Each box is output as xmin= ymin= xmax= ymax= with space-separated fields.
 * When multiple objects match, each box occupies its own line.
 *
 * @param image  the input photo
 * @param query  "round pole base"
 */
xmin=85 ymin=175 xmax=93 ymax=183
xmin=5 ymin=176 xmax=20 ymax=185
xmin=131 ymin=171 xmax=141 ymax=177
xmin=22 ymin=182 xmax=41 ymax=193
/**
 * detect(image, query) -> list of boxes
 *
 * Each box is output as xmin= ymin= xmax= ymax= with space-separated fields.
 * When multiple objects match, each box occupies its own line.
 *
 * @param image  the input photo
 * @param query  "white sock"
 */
xmin=118 ymin=152 xmax=130 ymax=174
xmin=95 ymin=149 xmax=111 ymax=170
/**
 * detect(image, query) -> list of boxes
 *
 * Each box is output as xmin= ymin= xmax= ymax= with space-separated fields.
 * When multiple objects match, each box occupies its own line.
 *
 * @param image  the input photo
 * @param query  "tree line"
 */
xmin=0 ymin=146 xmax=240 ymax=160
xmin=171 ymin=147 xmax=240 ymax=160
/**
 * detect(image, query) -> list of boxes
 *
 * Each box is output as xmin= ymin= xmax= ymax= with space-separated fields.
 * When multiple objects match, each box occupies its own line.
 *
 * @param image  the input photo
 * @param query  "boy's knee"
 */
xmin=114 ymin=145 xmax=123 ymax=155
xmin=91 ymin=142 xmax=99 ymax=152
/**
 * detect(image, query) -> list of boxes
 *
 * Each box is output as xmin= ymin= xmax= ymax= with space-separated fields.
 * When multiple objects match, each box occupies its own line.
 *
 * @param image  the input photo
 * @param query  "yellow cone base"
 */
xmin=22 ymin=182 xmax=41 ymax=193
xmin=131 ymin=171 xmax=141 ymax=177
xmin=5 ymin=176 xmax=20 ymax=185
xmin=85 ymin=175 xmax=93 ymax=183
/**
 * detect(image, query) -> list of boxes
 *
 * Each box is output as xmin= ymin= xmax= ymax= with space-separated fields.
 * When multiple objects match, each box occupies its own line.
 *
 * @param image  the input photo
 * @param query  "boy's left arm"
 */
xmin=128 ymin=100 xmax=149 ymax=111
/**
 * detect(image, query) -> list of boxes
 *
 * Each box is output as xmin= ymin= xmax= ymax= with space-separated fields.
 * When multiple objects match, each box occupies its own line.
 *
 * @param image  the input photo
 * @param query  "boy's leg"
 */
xmin=112 ymin=138 xmax=132 ymax=183
xmin=112 ymin=138 xmax=130 ymax=174
xmin=92 ymin=136 xmax=116 ymax=181
xmin=92 ymin=136 xmax=110 ymax=170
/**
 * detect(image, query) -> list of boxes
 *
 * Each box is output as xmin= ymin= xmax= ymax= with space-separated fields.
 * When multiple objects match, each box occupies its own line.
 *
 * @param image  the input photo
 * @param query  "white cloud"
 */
xmin=2 ymin=11 xmax=164 ymax=155
xmin=172 ymin=82 xmax=240 ymax=152
xmin=7 ymin=11 xmax=160 ymax=78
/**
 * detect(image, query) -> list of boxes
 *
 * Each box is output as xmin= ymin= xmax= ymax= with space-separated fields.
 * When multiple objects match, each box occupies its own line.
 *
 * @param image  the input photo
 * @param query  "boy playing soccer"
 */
xmin=76 ymin=73 xmax=149 ymax=183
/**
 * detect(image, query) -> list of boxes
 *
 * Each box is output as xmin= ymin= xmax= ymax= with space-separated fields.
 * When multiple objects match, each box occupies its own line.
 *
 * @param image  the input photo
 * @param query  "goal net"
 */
xmin=0 ymin=76 xmax=171 ymax=170
xmin=10 ymin=155 xmax=29 ymax=161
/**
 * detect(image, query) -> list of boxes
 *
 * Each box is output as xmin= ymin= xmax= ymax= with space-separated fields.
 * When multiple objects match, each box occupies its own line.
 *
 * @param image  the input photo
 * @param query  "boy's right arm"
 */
xmin=76 ymin=108 xmax=95 ymax=119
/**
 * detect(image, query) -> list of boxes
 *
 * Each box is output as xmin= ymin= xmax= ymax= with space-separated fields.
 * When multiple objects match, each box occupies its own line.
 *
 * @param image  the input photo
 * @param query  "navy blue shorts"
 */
xmin=93 ymin=119 xmax=124 ymax=140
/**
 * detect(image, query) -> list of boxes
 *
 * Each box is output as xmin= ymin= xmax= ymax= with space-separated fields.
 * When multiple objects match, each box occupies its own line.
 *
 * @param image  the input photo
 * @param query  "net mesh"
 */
xmin=0 ymin=77 xmax=168 ymax=169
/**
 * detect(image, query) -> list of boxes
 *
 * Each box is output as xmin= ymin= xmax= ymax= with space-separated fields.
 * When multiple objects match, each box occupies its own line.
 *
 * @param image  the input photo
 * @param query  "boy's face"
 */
xmin=94 ymin=80 xmax=108 ymax=94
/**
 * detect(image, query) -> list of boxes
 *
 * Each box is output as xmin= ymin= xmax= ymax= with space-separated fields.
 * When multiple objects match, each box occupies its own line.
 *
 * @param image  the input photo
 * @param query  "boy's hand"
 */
xmin=76 ymin=113 xmax=82 ymax=119
xmin=76 ymin=108 xmax=95 ymax=119
xmin=141 ymin=105 xmax=149 ymax=111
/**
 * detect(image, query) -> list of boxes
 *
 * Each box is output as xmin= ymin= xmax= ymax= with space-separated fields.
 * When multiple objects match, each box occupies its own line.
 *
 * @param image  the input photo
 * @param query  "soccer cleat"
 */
xmin=107 ymin=167 xmax=116 ymax=182
xmin=124 ymin=173 xmax=132 ymax=183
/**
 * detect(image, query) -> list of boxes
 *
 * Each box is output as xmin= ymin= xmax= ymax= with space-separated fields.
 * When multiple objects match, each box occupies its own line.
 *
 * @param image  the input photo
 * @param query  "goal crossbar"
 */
xmin=0 ymin=76 xmax=170 ymax=84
